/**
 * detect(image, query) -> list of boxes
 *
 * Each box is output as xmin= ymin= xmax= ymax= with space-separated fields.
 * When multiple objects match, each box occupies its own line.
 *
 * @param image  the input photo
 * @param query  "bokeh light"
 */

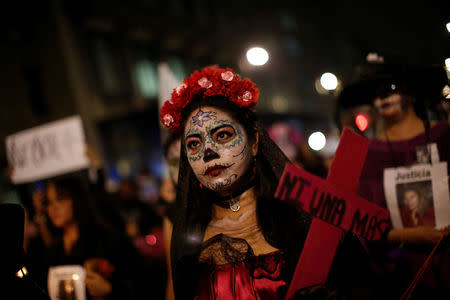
xmin=145 ymin=234 xmax=157 ymax=246
xmin=16 ymin=266 xmax=28 ymax=278
xmin=308 ymin=131 xmax=326 ymax=151
xmin=314 ymin=78 xmax=329 ymax=95
xmin=246 ymin=47 xmax=269 ymax=66
xmin=355 ymin=113 xmax=369 ymax=132
xmin=320 ymin=72 xmax=338 ymax=90
xmin=445 ymin=58 xmax=450 ymax=68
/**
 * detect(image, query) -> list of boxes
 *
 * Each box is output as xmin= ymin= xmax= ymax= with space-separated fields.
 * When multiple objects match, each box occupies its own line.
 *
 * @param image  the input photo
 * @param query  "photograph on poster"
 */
xmin=396 ymin=181 xmax=435 ymax=228
xmin=415 ymin=144 xmax=431 ymax=164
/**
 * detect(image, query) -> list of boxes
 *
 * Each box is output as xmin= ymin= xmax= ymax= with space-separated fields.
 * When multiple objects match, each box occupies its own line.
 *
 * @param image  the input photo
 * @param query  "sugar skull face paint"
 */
xmin=184 ymin=106 xmax=254 ymax=194
xmin=191 ymin=109 xmax=216 ymax=127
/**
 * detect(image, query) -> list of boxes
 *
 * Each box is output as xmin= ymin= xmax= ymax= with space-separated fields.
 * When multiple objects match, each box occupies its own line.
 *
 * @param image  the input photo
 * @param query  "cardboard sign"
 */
xmin=384 ymin=162 xmax=450 ymax=229
xmin=6 ymin=116 xmax=89 ymax=184
xmin=279 ymin=129 xmax=388 ymax=299
xmin=276 ymin=164 xmax=390 ymax=240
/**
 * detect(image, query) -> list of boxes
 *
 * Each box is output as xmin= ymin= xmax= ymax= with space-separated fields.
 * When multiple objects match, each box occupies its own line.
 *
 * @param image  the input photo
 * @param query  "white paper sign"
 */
xmin=48 ymin=265 xmax=86 ymax=300
xmin=6 ymin=116 xmax=89 ymax=184
xmin=384 ymin=163 xmax=450 ymax=229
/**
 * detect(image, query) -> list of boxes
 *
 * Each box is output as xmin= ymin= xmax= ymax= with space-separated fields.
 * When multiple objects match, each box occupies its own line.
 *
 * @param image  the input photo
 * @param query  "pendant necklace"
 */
xmin=218 ymin=180 xmax=255 ymax=213
xmin=229 ymin=198 xmax=241 ymax=212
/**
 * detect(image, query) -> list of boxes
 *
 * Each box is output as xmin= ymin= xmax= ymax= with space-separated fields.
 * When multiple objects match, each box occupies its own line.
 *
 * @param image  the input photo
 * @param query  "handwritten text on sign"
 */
xmin=6 ymin=116 xmax=89 ymax=184
xmin=275 ymin=164 xmax=390 ymax=240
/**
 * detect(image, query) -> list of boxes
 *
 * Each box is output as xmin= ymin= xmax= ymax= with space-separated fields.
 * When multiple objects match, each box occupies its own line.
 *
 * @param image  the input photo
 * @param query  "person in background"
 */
xmin=85 ymin=145 xmax=166 ymax=277
xmin=32 ymin=175 xmax=146 ymax=300
xmin=6 ymin=144 xmax=151 ymax=299
xmin=114 ymin=178 xmax=157 ymax=240
xmin=336 ymin=54 xmax=450 ymax=299
xmin=159 ymin=132 xmax=181 ymax=300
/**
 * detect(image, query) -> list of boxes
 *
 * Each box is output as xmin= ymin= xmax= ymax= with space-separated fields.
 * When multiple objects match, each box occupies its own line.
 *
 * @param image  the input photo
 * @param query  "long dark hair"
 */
xmin=45 ymin=175 xmax=102 ymax=236
xmin=171 ymin=96 xmax=311 ymax=297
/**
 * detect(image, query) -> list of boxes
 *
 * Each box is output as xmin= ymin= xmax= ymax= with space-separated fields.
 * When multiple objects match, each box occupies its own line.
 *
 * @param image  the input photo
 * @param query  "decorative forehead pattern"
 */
xmin=191 ymin=109 xmax=217 ymax=127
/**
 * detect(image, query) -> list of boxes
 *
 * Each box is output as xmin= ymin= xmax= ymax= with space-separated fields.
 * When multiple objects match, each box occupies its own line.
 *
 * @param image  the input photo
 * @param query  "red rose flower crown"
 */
xmin=160 ymin=66 xmax=260 ymax=131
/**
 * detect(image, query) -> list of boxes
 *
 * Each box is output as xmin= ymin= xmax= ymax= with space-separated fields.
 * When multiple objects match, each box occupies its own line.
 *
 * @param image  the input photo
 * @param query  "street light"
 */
xmin=320 ymin=72 xmax=338 ymax=91
xmin=246 ymin=47 xmax=269 ymax=66
xmin=308 ymin=131 xmax=326 ymax=151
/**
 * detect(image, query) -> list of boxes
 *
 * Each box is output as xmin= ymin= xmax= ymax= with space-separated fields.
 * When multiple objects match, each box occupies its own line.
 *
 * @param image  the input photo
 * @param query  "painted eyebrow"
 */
xmin=207 ymin=120 xmax=235 ymax=135
xmin=184 ymin=129 xmax=203 ymax=140
xmin=185 ymin=133 xmax=202 ymax=139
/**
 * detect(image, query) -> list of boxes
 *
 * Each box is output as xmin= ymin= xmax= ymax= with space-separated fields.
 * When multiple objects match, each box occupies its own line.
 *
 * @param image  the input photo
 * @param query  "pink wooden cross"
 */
xmin=275 ymin=128 xmax=390 ymax=299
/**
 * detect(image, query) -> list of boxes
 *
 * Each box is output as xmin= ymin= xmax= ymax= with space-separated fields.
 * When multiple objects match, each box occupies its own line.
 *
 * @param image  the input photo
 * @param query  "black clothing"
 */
xmin=43 ymin=225 xmax=146 ymax=300
xmin=0 ymin=204 xmax=50 ymax=300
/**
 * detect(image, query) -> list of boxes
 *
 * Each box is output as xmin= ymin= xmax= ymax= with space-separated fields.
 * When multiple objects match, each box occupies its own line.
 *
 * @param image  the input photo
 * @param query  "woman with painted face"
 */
xmin=161 ymin=66 xmax=372 ymax=299
xmin=336 ymin=55 xmax=450 ymax=299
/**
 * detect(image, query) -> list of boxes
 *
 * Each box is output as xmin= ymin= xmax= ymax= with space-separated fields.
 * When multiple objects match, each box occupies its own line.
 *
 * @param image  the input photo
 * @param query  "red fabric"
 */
xmin=399 ymin=207 xmax=436 ymax=228
xmin=195 ymin=251 xmax=286 ymax=300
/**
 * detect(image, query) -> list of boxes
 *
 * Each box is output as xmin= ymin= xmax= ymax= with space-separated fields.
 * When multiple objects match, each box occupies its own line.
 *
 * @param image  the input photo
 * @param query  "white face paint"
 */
xmin=373 ymin=93 xmax=403 ymax=118
xmin=183 ymin=106 xmax=254 ymax=195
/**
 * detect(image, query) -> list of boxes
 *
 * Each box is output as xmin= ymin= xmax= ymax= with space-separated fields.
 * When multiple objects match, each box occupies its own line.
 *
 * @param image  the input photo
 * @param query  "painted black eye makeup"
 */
xmin=186 ymin=136 xmax=202 ymax=154
xmin=211 ymin=125 xmax=235 ymax=144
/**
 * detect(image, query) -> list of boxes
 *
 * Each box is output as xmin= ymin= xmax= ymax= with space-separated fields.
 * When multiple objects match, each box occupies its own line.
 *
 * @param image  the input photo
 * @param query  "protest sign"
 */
xmin=277 ymin=128 xmax=389 ymax=299
xmin=6 ymin=116 xmax=89 ymax=184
